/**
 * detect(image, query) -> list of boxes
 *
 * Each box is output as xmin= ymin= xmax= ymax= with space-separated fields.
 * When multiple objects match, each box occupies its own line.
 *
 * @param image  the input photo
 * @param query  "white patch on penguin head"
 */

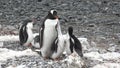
xmin=27 ymin=22 xmax=33 ymax=29
xmin=50 ymin=10 xmax=57 ymax=15
xmin=50 ymin=10 xmax=54 ymax=15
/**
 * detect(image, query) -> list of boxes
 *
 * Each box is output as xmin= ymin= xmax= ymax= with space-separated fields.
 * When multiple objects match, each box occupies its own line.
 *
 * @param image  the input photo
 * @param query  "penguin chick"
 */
xmin=65 ymin=26 xmax=83 ymax=57
xmin=19 ymin=19 xmax=34 ymax=47
xmin=50 ymin=21 xmax=65 ymax=60
xmin=31 ymin=34 xmax=40 ymax=48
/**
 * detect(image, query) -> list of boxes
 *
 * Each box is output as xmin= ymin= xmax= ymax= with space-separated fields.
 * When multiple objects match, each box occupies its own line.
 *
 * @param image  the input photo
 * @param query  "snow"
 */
xmin=0 ymin=33 xmax=39 ymax=41
xmin=0 ymin=42 xmax=3 ymax=47
xmin=0 ymin=48 xmax=38 ymax=61
xmin=101 ymin=52 xmax=120 ymax=60
xmin=84 ymin=52 xmax=103 ymax=61
xmin=63 ymin=52 xmax=86 ymax=68
xmin=78 ymin=38 xmax=90 ymax=50
xmin=84 ymin=52 xmax=120 ymax=61
xmin=93 ymin=63 xmax=120 ymax=68
xmin=0 ymin=35 xmax=19 ymax=41
xmin=7 ymin=65 xmax=27 ymax=68
xmin=0 ymin=34 xmax=120 ymax=67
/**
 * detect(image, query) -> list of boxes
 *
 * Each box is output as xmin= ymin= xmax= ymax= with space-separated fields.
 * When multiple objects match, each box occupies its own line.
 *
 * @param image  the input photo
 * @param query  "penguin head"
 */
xmin=68 ymin=26 xmax=73 ymax=36
xmin=47 ymin=10 xmax=58 ymax=19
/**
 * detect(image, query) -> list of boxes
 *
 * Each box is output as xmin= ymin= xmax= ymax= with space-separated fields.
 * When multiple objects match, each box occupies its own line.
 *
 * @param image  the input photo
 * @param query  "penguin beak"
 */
xmin=32 ymin=18 xmax=37 ymax=25
xmin=55 ymin=16 xmax=58 ymax=19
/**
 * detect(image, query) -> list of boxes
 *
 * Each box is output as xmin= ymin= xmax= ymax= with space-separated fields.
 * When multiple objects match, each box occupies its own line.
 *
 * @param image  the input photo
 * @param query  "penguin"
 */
xmin=19 ymin=19 xmax=34 ymax=47
xmin=31 ymin=33 xmax=40 ymax=49
xmin=39 ymin=10 xmax=59 ymax=58
xmin=65 ymin=26 xmax=83 ymax=57
xmin=50 ymin=21 xmax=65 ymax=60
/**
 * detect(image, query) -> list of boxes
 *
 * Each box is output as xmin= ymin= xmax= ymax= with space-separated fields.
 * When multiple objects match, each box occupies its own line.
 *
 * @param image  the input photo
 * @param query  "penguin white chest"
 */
xmin=41 ymin=19 xmax=58 ymax=56
xmin=24 ymin=27 xmax=34 ymax=46
xmin=65 ymin=34 xmax=72 ymax=55
xmin=44 ymin=19 xmax=58 ymax=40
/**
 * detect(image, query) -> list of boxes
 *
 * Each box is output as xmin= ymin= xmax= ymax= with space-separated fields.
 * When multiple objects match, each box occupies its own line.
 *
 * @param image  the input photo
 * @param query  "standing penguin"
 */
xmin=50 ymin=21 xmax=65 ymax=60
xmin=65 ymin=26 xmax=83 ymax=57
xmin=19 ymin=19 xmax=34 ymax=47
xmin=39 ymin=10 xmax=59 ymax=58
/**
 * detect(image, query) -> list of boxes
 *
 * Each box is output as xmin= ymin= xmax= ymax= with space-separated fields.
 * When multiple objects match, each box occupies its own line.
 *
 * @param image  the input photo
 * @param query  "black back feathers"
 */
xmin=51 ymin=37 xmax=58 ymax=53
xmin=72 ymin=35 xmax=83 ymax=57
xmin=68 ymin=26 xmax=83 ymax=57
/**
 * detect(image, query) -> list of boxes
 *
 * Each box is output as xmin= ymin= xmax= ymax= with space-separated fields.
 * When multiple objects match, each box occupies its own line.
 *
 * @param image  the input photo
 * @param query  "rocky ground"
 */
xmin=0 ymin=0 xmax=120 ymax=68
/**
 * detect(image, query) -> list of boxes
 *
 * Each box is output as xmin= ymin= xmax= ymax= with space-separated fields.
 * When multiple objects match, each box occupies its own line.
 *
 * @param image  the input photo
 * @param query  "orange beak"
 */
xmin=55 ymin=16 xmax=58 ymax=19
xmin=32 ymin=18 xmax=37 ymax=24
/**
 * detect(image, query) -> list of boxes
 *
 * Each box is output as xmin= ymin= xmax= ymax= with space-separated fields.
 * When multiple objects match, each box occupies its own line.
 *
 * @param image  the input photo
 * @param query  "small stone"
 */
xmin=38 ymin=0 xmax=42 ymax=2
xmin=0 ymin=13 xmax=3 ymax=16
xmin=88 ymin=24 xmax=95 ymax=27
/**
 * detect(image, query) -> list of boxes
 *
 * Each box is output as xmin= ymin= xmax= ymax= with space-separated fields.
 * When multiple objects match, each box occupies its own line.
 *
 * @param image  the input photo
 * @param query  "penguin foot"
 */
xmin=43 ymin=57 xmax=50 ymax=60
xmin=53 ymin=57 xmax=62 ymax=61
xmin=28 ymin=43 xmax=32 ymax=47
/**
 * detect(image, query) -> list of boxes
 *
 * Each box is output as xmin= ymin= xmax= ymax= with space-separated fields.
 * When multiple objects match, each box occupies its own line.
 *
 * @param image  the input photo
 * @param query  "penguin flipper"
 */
xmin=72 ymin=35 xmax=83 ymax=57
xmin=23 ymin=26 xmax=28 ymax=44
xmin=51 ymin=38 xmax=58 ymax=53
xmin=19 ymin=27 xmax=24 ymax=45
xmin=39 ymin=27 xmax=44 ymax=48
xmin=19 ymin=25 xmax=28 ymax=45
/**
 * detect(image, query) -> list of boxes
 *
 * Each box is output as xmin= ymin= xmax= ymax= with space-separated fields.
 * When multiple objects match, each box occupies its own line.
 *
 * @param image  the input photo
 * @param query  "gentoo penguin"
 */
xmin=31 ymin=33 xmax=40 ymax=48
xmin=19 ymin=19 xmax=34 ymax=47
xmin=50 ymin=21 xmax=65 ymax=60
xmin=65 ymin=26 xmax=83 ymax=57
xmin=39 ymin=10 xmax=59 ymax=58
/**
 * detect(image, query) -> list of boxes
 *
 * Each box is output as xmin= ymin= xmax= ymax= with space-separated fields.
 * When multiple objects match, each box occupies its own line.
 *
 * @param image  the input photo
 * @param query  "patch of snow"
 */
xmin=0 ymin=35 xmax=19 ymax=41
xmin=7 ymin=65 xmax=27 ymax=68
xmin=0 ymin=33 xmax=39 ymax=42
xmin=101 ymin=52 xmax=120 ymax=60
xmin=0 ymin=42 xmax=3 ymax=47
xmin=0 ymin=48 xmax=39 ymax=61
xmin=93 ymin=63 xmax=120 ymax=68
xmin=84 ymin=52 xmax=120 ymax=61
xmin=78 ymin=38 xmax=90 ymax=50
xmin=84 ymin=52 xmax=103 ymax=61
xmin=63 ymin=52 xmax=86 ymax=68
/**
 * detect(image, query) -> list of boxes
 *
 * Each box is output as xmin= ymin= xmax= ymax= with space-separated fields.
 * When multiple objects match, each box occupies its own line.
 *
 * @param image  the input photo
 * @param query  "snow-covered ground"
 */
xmin=0 ymin=33 xmax=39 ymax=42
xmin=0 ymin=48 xmax=38 ymax=61
xmin=0 ymin=34 xmax=120 ymax=68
